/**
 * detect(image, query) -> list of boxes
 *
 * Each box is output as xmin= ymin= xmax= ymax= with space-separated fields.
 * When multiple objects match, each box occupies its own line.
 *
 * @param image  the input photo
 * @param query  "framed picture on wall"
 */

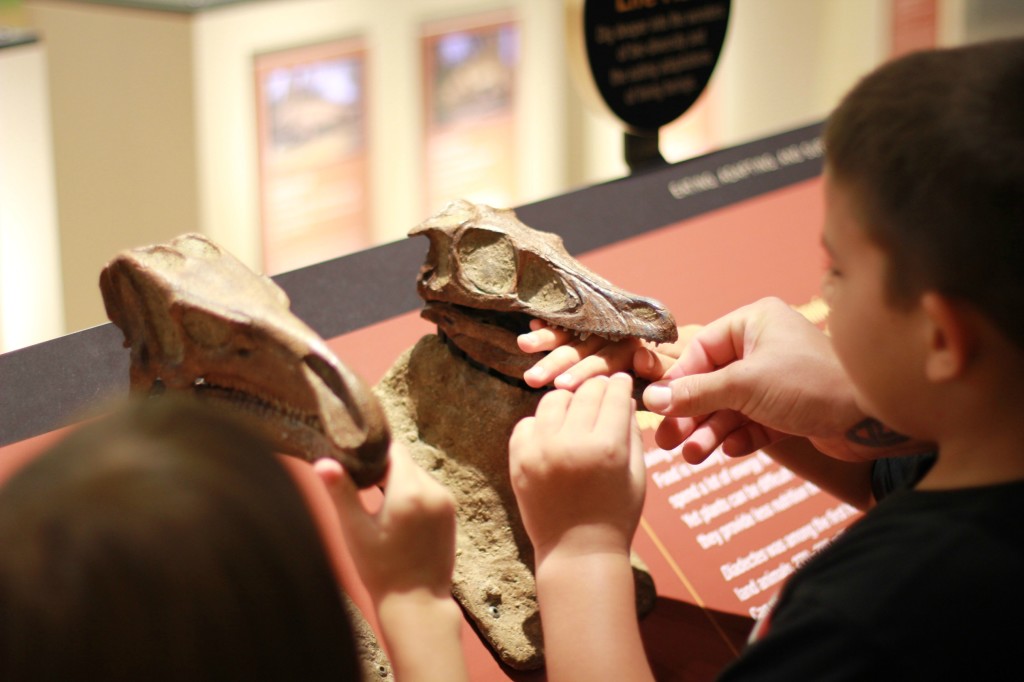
xmin=422 ymin=12 xmax=519 ymax=216
xmin=254 ymin=38 xmax=371 ymax=275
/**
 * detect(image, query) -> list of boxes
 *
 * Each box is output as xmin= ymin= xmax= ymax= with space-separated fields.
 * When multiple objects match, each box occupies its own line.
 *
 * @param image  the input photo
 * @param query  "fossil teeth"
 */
xmin=192 ymin=380 xmax=325 ymax=435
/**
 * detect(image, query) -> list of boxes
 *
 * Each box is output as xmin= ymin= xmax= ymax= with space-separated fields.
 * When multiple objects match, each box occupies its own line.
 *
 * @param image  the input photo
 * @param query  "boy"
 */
xmin=510 ymin=38 xmax=1024 ymax=679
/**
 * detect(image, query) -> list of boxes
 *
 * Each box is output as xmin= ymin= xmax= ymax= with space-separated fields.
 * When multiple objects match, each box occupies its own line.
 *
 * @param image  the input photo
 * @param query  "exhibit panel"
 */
xmin=1 ymin=122 xmax=836 ymax=678
xmin=254 ymin=36 xmax=373 ymax=275
xmin=421 ymin=10 xmax=520 ymax=217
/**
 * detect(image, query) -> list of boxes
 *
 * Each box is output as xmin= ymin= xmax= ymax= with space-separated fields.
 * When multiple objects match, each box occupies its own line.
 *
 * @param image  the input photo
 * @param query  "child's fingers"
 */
xmin=534 ymin=388 xmax=573 ymax=433
xmin=563 ymin=375 xmax=609 ymax=433
xmin=629 ymin=410 xmax=646 ymax=480
xmin=597 ymin=373 xmax=635 ymax=444
xmin=509 ymin=415 xmax=537 ymax=459
xmin=552 ymin=341 xmax=638 ymax=390
xmin=509 ymin=416 xmax=538 ymax=485
xmin=523 ymin=335 xmax=607 ymax=387
xmin=634 ymin=347 xmax=679 ymax=381
xmin=377 ymin=444 xmax=441 ymax=505
xmin=314 ymin=457 xmax=373 ymax=538
xmin=518 ymin=323 xmax=573 ymax=352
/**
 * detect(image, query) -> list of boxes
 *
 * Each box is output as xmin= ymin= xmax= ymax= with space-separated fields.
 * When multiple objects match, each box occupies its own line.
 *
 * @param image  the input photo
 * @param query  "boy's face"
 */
xmin=821 ymin=168 xmax=929 ymax=436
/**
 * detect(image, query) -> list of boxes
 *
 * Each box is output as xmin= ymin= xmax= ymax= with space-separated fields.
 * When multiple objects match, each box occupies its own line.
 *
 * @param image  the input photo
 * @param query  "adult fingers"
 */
xmin=678 ymin=410 xmax=744 ymax=464
xmin=642 ymin=366 xmax=744 ymax=418
xmin=663 ymin=312 xmax=750 ymax=381
xmin=653 ymin=415 xmax=700 ymax=452
xmin=721 ymin=422 xmax=778 ymax=458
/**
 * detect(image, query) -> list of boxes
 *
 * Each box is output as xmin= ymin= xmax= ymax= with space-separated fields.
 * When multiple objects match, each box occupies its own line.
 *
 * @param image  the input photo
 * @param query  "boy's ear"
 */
xmin=920 ymin=292 xmax=975 ymax=382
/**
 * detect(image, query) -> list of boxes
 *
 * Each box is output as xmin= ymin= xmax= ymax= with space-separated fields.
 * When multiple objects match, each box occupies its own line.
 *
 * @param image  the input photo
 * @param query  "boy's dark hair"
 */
xmin=0 ymin=397 xmax=362 ymax=681
xmin=825 ymin=38 xmax=1024 ymax=349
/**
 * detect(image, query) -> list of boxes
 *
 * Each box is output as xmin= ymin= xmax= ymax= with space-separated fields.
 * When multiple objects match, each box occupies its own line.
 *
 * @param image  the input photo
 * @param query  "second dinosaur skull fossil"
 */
xmin=99 ymin=233 xmax=390 ymax=488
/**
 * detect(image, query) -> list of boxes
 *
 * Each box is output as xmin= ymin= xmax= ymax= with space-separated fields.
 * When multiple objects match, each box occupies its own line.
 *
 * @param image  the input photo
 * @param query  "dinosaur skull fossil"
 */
xmin=411 ymin=199 xmax=678 ymax=378
xmin=99 ymin=233 xmax=389 ymax=488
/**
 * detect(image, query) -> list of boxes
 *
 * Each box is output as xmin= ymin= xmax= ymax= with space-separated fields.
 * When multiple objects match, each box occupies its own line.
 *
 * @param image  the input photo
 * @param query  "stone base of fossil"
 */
xmin=375 ymin=334 xmax=655 ymax=670
xmin=343 ymin=596 xmax=393 ymax=681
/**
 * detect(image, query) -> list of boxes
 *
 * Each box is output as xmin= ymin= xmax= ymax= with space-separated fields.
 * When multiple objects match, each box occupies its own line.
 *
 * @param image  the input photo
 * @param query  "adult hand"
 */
xmin=642 ymin=297 xmax=869 ymax=463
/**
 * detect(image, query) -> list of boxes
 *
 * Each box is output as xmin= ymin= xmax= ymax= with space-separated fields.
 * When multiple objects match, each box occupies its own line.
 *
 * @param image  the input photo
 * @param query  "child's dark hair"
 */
xmin=825 ymin=38 xmax=1024 ymax=349
xmin=0 ymin=396 xmax=362 ymax=681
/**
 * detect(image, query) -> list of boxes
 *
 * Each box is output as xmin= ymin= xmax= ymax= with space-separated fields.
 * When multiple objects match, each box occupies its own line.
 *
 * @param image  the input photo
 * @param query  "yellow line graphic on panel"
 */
xmin=639 ymin=516 xmax=742 ymax=657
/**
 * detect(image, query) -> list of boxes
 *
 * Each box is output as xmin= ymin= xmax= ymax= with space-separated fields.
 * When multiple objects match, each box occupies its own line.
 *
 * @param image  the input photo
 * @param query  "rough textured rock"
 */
xmin=344 ymin=597 xmax=394 ymax=681
xmin=375 ymin=334 xmax=655 ymax=670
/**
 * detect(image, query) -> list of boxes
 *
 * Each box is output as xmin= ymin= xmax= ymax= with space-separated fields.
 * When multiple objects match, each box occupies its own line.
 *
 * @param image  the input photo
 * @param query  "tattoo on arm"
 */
xmin=846 ymin=418 xmax=910 ymax=448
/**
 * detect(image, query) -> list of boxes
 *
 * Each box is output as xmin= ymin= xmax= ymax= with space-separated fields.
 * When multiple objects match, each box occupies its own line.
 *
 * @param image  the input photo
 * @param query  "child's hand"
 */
xmin=509 ymin=373 xmax=645 ymax=563
xmin=318 ymin=444 xmax=470 ymax=682
xmin=518 ymin=319 xmax=701 ymax=391
xmin=315 ymin=443 xmax=456 ymax=604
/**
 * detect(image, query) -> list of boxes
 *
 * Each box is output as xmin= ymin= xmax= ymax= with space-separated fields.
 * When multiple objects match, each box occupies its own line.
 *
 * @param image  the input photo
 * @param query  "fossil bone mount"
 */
xmin=374 ymin=199 xmax=678 ymax=670
xmin=99 ymin=233 xmax=394 ymax=680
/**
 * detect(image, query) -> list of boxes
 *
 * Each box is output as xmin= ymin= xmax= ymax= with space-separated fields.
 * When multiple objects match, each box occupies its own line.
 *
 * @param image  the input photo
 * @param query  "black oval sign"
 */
xmin=579 ymin=0 xmax=730 ymax=134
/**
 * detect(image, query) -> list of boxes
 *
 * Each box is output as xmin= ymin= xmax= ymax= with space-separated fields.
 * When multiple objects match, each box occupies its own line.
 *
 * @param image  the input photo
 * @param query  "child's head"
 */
xmin=0 ymin=397 xmax=361 ymax=681
xmin=824 ymin=38 xmax=1024 ymax=350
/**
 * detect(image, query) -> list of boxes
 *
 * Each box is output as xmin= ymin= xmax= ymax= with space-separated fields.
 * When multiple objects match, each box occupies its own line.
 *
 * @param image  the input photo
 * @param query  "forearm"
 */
xmin=762 ymin=436 xmax=875 ymax=510
xmin=535 ymin=550 xmax=655 ymax=682
xmin=375 ymin=591 xmax=468 ymax=682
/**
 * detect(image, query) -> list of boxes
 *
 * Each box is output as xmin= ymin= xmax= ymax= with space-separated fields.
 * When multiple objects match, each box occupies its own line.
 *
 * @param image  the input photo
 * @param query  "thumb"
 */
xmin=641 ymin=366 xmax=740 ymax=417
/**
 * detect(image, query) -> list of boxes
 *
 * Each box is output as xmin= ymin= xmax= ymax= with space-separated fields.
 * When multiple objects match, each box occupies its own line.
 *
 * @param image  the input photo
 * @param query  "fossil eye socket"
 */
xmin=457 ymin=228 xmax=516 ymax=295
xmin=181 ymin=308 xmax=253 ymax=354
xmin=518 ymin=252 xmax=577 ymax=313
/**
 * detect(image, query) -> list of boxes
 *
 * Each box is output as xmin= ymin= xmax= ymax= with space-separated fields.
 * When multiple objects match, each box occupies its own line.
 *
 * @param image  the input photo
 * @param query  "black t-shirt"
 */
xmin=716 ymin=455 xmax=1024 ymax=680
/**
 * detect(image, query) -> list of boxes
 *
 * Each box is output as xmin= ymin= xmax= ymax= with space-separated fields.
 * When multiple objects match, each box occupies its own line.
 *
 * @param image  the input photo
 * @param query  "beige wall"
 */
xmin=5 ymin=0 xmax=1023 ymax=348
xmin=0 ymin=39 xmax=63 ymax=351
xmin=27 ymin=1 xmax=199 ymax=334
